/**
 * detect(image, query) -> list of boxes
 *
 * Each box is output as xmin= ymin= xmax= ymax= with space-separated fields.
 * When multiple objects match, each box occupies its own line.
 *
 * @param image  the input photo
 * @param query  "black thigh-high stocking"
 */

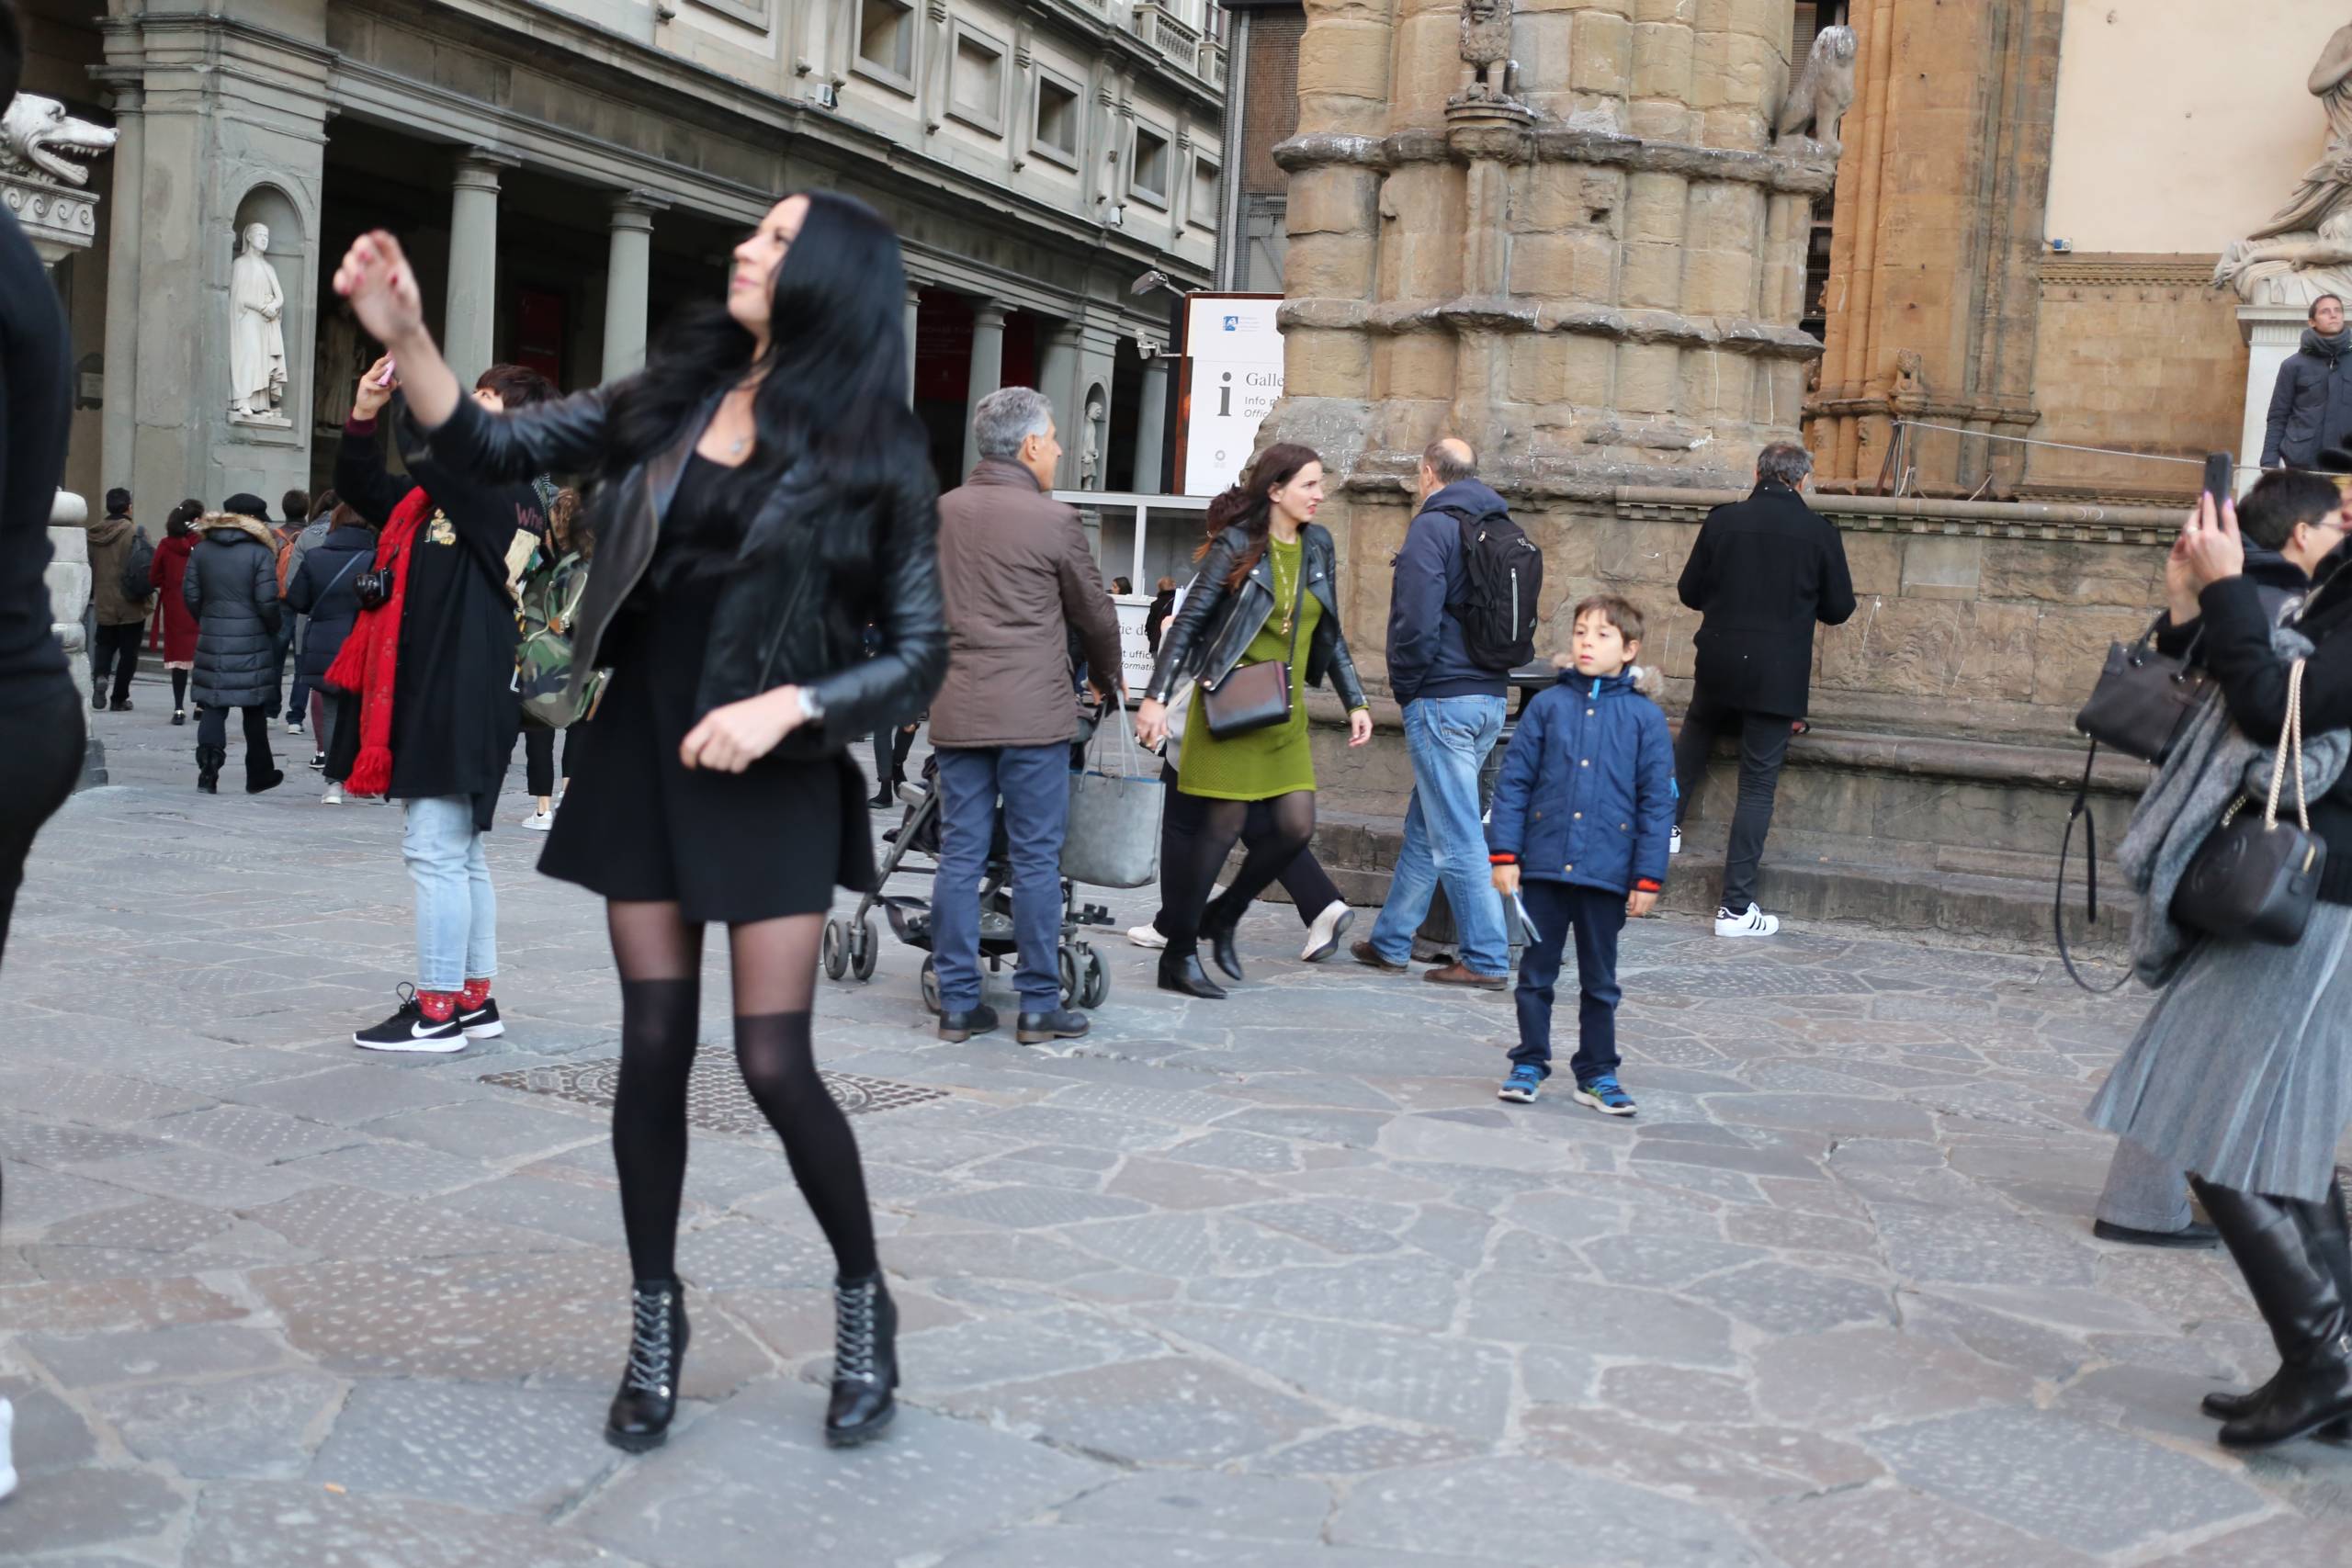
xmin=1203 ymin=790 xmax=1317 ymax=936
xmin=606 ymin=899 xmax=705 ymax=1284
xmin=170 ymin=669 xmax=187 ymax=710
xmin=729 ymin=914 xmax=879 ymax=1282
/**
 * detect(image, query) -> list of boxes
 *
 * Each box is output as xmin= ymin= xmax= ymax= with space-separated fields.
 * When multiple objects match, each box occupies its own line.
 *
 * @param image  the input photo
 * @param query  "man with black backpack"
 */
xmin=1352 ymin=437 xmax=1541 ymax=988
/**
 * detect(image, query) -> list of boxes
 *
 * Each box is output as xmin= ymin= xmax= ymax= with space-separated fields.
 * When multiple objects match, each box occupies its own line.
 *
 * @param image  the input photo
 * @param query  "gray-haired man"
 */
xmin=928 ymin=387 xmax=1124 ymax=1046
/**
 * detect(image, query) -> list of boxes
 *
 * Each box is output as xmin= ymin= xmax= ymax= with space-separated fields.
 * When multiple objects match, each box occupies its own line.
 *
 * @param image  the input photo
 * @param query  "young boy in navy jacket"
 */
xmin=1487 ymin=595 xmax=1675 ymax=1115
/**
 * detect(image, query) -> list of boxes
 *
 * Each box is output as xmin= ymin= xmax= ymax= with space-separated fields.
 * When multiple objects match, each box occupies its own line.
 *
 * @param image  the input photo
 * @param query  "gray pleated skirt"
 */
xmin=2086 ymin=902 xmax=2352 ymax=1202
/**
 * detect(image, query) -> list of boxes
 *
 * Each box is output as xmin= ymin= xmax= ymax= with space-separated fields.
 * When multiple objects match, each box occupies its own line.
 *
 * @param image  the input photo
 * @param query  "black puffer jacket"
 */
xmin=183 ymin=515 xmax=284 ymax=709
xmin=1146 ymin=523 xmax=1369 ymax=710
xmin=285 ymin=522 xmax=377 ymax=686
xmin=410 ymin=388 xmax=944 ymax=757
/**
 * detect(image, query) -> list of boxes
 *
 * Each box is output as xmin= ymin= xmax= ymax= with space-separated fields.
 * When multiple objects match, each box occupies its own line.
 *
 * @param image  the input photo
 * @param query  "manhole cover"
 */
xmin=480 ymin=1059 xmax=947 ymax=1137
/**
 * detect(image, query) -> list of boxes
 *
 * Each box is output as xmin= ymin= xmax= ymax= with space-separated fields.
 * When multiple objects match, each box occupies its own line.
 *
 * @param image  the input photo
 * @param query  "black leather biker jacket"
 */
xmin=411 ymin=389 xmax=945 ymax=761
xmin=1145 ymin=523 xmax=1368 ymax=711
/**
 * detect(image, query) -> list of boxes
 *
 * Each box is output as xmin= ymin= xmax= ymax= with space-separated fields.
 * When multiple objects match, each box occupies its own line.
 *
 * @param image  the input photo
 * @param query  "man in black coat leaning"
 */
xmin=1671 ymin=441 xmax=1855 ymax=936
xmin=2263 ymin=294 xmax=2352 ymax=472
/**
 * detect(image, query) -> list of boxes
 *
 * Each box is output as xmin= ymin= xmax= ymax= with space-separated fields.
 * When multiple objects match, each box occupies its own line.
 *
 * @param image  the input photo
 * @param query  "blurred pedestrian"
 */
xmin=285 ymin=503 xmax=377 ymax=803
xmin=85 ymin=488 xmax=152 ymax=712
xmin=519 ymin=486 xmax=592 ymax=829
xmin=150 ymin=498 xmax=203 ymax=724
xmin=183 ymin=495 xmax=286 ymax=795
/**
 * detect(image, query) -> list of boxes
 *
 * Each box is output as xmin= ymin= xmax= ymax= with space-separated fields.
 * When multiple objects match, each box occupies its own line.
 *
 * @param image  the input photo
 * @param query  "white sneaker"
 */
xmin=1126 ymin=923 xmax=1168 ymax=950
xmin=1301 ymin=900 xmax=1354 ymax=963
xmin=1715 ymin=904 xmax=1781 ymax=937
xmin=322 ymin=784 xmax=343 ymax=806
xmin=285 ymin=718 xmax=303 ymax=736
xmin=1669 ymin=828 xmax=1683 ymax=855
xmin=521 ymin=808 xmax=554 ymax=832
xmin=0 ymin=1396 xmax=17 ymax=1502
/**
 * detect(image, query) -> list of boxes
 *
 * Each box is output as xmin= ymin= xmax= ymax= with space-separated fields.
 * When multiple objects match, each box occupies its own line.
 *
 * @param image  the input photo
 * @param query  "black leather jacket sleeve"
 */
xmin=415 ymin=385 xmax=618 ymax=484
xmin=1320 ymin=609 xmax=1370 ymax=711
xmin=795 ymin=462 xmax=948 ymax=741
xmin=1146 ymin=530 xmax=1245 ymax=704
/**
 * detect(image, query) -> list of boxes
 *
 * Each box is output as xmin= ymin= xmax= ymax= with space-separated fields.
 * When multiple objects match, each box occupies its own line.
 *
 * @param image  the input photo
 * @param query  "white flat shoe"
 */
xmin=1301 ymin=901 xmax=1353 ymax=963
xmin=1126 ymin=923 xmax=1168 ymax=951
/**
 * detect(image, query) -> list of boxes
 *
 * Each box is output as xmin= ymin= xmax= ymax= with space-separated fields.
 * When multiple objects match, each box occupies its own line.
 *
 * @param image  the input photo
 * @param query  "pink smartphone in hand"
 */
xmin=377 ymin=358 xmax=398 ymax=389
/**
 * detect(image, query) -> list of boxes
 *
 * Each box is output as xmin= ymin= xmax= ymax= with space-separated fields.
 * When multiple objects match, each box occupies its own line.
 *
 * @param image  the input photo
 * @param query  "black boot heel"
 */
xmin=605 ymin=1279 xmax=690 ymax=1453
xmin=1157 ymin=952 xmax=1227 ymax=1000
xmin=826 ymin=1274 xmax=898 ymax=1448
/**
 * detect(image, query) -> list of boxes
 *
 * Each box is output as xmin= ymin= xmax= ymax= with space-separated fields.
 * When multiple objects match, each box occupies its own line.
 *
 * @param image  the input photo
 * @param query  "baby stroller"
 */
xmin=821 ymin=750 xmax=1119 ymax=1015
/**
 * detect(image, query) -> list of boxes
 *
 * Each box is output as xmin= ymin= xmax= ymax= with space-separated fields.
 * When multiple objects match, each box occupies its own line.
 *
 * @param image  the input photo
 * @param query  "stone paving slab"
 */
xmin=1 ymin=694 xmax=2348 ymax=1563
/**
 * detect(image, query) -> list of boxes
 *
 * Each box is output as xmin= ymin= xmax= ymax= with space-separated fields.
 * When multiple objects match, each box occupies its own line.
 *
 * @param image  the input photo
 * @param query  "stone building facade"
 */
xmin=17 ymin=0 xmax=1226 ymax=513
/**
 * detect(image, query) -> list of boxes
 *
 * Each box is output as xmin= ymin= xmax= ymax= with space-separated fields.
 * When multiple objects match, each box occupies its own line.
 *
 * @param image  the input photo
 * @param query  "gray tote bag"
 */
xmin=1062 ymin=703 xmax=1163 ymax=889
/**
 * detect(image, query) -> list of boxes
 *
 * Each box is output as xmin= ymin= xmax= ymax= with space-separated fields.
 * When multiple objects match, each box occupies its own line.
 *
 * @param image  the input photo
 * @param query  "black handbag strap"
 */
xmin=2055 ymin=739 xmax=2132 ymax=994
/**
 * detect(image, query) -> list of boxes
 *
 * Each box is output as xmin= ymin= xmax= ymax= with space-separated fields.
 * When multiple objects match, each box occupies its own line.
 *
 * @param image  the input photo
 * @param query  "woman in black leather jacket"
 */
xmin=1136 ymin=444 xmax=1373 ymax=998
xmin=331 ymin=193 xmax=942 ymax=1456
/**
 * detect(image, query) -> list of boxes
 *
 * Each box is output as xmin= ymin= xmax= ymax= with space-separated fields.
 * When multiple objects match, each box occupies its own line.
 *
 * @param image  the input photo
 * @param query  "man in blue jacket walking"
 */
xmin=1352 ymin=438 xmax=1514 ymax=987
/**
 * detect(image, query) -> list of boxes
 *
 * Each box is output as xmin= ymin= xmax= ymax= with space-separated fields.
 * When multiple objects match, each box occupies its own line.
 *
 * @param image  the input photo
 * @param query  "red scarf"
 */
xmin=325 ymin=488 xmax=434 ymax=797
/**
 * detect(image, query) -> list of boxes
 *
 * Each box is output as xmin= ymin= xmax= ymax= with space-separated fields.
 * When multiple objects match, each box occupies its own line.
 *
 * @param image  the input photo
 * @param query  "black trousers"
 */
xmin=1149 ymin=762 xmax=1344 ymax=933
xmin=1670 ymin=685 xmax=1792 ymax=915
xmin=198 ymin=703 xmax=276 ymax=778
xmin=90 ymin=622 xmax=142 ymax=705
xmin=870 ymin=723 xmax=916 ymax=793
xmin=0 ymin=682 xmax=84 ymax=967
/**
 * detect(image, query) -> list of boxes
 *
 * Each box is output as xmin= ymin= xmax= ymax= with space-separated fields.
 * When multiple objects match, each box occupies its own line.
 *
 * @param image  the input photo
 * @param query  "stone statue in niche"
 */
xmin=1776 ymin=26 xmax=1859 ymax=155
xmin=2216 ymin=20 xmax=2352 ymax=308
xmin=1080 ymin=392 xmax=1105 ymax=488
xmin=229 ymin=222 xmax=290 ymax=424
xmin=1454 ymin=0 xmax=1521 ymax=106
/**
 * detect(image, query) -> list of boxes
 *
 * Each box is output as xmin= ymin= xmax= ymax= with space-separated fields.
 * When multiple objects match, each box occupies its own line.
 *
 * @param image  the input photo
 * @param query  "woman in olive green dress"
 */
xmin=1137 ymin=445 xmax=1374 ymax=998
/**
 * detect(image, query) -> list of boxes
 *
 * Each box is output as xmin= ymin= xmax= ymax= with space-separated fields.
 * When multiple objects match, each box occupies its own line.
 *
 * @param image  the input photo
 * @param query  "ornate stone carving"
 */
xmin=2216 ymin=21 xmax=2352 ymax=307
xmin=1453 ymin=0 xmax=1521 ymax=107
xmin=1775 ymin=26 xmax=1858 ymax=155
xmin=1 ymin=93 xmax=117 ymax=265
xmin=229 ymin=223 xmax=291 ymax=425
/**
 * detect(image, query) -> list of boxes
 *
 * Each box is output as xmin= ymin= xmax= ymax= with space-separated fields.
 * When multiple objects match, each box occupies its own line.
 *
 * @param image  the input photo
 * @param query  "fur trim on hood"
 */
xmin=1549 ymin=651 xmax=1666 ymax=698
xmin=193 ymin=513 xmax=279 ymax=550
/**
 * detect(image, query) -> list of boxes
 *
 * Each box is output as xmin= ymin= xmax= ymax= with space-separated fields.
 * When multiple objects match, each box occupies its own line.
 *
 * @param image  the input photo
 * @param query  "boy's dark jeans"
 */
xmin=1507 ymin=879 xmax=1626 ymax=1083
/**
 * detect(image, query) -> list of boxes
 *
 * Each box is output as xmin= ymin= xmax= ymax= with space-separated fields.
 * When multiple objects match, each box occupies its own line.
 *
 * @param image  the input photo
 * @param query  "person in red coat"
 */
xmin=149 ymin=499 xmax=204 ymax=724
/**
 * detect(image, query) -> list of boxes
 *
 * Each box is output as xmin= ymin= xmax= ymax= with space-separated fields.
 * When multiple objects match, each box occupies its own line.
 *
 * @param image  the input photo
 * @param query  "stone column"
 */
xmin=96 ymin=74 xmax=143 ymax=496
xmin=904 ymin=281 xmax=924 ymax=406
xmin=601 ymin=192 xmax=664 ymax=382
xmin=1038 ymin=321 xmax=1081 ymax=486
xmin=445 ymin=152 xmax=513 ymax=389
xmin=1134 ymin=353 xmax=1170 ymax=493
xmin=961 ymin=302 xmax=1009 ymax=474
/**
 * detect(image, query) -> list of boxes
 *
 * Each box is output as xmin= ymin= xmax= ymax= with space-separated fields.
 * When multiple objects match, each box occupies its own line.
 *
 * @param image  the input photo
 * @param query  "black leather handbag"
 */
xmin=2075 ymin=616 xmax=2211 ymax=765
xmin=1198 ymin=558 xmax=1308 ymax=741
xmin=2174 ymin=659 xmax=2327 ymax=947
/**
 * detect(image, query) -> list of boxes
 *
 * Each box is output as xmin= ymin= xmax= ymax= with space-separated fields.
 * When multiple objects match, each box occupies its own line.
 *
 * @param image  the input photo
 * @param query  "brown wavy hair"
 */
xmin=1198 ymin=443 xmax=1323 ymax=591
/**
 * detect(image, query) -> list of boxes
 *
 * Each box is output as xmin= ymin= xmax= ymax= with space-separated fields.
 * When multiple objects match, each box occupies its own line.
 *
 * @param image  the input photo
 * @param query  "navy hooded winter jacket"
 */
xmin=1386 ymin=479 xmax=1513 ymax=705
xmin=1487 ymin=668 xmax=1675 ymax=897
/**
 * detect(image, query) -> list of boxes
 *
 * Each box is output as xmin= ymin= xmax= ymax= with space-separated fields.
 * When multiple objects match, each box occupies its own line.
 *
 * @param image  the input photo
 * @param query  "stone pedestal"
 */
xmin=2238 ymin=304 xmax=2307 ymax=490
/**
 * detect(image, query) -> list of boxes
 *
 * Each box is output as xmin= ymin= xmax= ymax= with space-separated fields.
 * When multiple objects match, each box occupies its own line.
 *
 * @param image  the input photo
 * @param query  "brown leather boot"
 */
xmin=1423 ymin=962 xmax=1509 ymax=991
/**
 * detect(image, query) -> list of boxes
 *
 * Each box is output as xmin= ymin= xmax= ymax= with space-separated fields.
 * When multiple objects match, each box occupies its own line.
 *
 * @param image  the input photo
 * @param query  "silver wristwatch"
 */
xmin=797 ymin=687 xmax=826 ymax=727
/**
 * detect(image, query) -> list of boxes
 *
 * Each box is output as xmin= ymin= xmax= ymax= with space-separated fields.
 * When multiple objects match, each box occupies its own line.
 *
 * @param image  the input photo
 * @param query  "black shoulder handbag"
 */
xmin=2173 ymin=658 xmax=2327 ymax=947
xmin=1198 ymin=550 xmax=1308 ymax=741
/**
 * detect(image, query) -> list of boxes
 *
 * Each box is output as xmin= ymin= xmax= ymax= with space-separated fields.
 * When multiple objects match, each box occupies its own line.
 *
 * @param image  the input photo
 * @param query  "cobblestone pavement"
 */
xmin=4 ymin=682 xmax=2350 ymax=1566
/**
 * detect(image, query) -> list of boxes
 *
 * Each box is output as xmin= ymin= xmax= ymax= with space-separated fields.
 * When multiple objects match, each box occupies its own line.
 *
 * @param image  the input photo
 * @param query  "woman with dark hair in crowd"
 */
xmin=150 ymin=499 xmax=206 ymax=725
xmin=332 ymin=190 xmax=944 ymax=1453
xmin=1136 ymin=444 xmax=1373 ymax=998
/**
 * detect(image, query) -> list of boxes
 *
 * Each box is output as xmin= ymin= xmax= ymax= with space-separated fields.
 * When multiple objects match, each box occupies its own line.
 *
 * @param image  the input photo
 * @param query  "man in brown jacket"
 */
xmin=930 ymin=386 xmax=1123 ymax=1047
xmin=85 ymin=489 xmax=153 ymax=713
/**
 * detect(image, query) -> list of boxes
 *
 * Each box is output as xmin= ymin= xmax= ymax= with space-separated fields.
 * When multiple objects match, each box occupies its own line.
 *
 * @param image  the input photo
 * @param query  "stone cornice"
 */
xmin=1281 ymin=295 xmax=1826 ymax=359
xmin=2039 ymin=253 xmax=2221 ymax=289
xmin=1614 ymin=486 xmax=2180 ymax=541
xmin=1273 ymin=127 xmax=1836 ymax=195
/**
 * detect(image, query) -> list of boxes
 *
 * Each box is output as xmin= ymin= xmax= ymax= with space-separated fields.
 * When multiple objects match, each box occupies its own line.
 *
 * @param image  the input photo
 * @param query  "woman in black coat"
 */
xmin=285 ymin=504 xmax=377 ymax=794
xmin=182 ymin=504 xmax=284 ymax=794
xmin=331 ymin=191 xmax=943 ymax=1456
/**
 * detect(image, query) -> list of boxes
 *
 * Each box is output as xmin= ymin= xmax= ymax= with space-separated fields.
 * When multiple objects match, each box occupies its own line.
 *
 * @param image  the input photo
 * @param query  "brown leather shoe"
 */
xmin=1423 ymin=963 xmax=1509 ymax=991
xmin=1351 ymin=940 xmax=1408 ymax=973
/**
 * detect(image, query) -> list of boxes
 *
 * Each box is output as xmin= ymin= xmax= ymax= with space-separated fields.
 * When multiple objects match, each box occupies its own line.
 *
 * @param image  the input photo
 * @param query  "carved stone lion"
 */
xmin=1457 ymin=0 xmax=1520 ymax=104
xmin=1775 ymin=25 xmax=1859 ymax=155
xmin=1 ymin=93 xmax=118 ymax=186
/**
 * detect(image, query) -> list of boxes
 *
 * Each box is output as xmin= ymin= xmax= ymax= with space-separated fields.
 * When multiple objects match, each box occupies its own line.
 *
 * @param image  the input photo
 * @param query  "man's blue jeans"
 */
xmin=402 ymin=795 xmax=496 ymax=992
xmin=1365 ymin=693 xmax=1510 ymax=976
xmin=933 ymin=744 xmax=1070 ymax=1014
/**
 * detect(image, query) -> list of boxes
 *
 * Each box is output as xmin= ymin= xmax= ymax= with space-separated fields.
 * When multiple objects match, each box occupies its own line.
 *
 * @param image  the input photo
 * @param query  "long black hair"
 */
xmin=604 ymin=190 xmax=916 ymax=567
xmin=1200 ymin=443 xmax=1322 ymax=591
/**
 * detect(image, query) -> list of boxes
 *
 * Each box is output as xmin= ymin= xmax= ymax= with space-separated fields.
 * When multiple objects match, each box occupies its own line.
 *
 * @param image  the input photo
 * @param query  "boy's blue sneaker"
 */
xmin=1573 ymin=1076 xmax=1637 ymax=1117
xmin=1498 ymin=1064 xmax=1544 ymax=1103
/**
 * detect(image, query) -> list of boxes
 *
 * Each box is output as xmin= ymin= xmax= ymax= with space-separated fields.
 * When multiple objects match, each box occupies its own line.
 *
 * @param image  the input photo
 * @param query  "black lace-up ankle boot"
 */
xmin=825 ymin=1273 xmax=899 ymax=1448
xmin=605 ymin=1279 xmax=690 ymax=1452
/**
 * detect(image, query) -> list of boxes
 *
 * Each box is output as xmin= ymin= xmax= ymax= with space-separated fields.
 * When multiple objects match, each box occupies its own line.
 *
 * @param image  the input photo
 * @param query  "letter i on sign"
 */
xmin=1218 ymin=372 xmax=1233 ymax=418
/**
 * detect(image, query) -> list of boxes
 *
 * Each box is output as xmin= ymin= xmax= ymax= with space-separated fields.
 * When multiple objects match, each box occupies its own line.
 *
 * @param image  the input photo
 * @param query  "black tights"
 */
xmin=1159 ymin=788 xmax=1317 ymax=957
xmin=170 ymin=669 xmax=187 ymax=711
xmin=605 ymin=900 xmax=877 ymax=1286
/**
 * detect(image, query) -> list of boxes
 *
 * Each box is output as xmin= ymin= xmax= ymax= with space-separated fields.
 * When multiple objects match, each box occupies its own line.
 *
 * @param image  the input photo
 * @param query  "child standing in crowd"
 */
xmin=1487 ymin=595 xmax=1673 ymax=1116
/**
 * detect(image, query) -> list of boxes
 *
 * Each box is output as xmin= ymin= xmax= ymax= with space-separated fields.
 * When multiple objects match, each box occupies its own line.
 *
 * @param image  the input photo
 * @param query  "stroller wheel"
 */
xmin=919 ymin=957 xmax=942 ymax=1017
xmin=1079 ymin=944 xmax=1110 ymax=1010
xmin=822 ymin=918 xmax=850 ymax=981
xmin=1057 ymin=945 xmax=1080 ymax=1008
xmin=849 ymin=917 xmax=879 ymax=982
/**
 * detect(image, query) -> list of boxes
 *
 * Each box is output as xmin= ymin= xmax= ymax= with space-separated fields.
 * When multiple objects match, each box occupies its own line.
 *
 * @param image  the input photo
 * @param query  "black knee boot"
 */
xmin=605 ymin=1278 xmax=690 ymax=1452
xmin=2205 ymin=1177 xmax=2352 ymax=1428
xmin=196 ymin=745 xmax=224 ymax=793
xmin=2192 ymin=1176 xmax=2352 ymax=1447
xmin=826 ymin=1273 xmax=899 ymax=1448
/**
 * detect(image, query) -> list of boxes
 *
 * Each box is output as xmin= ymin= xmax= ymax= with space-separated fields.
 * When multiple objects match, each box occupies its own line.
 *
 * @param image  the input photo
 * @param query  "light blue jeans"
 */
xmin=1366 ymin=693 xmax=1510 ymax=976
xmin=402 ymin=795 xmax=497 ymax=992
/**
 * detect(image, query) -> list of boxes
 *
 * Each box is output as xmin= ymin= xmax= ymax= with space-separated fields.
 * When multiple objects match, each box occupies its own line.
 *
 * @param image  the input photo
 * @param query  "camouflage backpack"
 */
xmin=513 ymin=549 xmax=603 ymax=729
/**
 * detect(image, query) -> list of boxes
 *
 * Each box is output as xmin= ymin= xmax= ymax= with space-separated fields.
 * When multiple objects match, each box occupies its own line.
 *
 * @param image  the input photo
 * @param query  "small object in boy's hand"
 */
xmin=1509 ymin=889 xmax=1543 ymax=947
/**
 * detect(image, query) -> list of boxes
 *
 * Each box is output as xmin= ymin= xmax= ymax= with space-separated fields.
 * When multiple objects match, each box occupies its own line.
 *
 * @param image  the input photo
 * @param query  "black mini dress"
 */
xmin=537 ymin=454 xmax=870 ymax=923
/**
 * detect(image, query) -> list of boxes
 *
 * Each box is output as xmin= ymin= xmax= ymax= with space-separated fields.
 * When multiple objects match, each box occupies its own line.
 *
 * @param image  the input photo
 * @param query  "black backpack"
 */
xmin=119 ymin=527 xmax=155 ymax=605
xmin=1440 ymin=505 xmax=1544 ymax=671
